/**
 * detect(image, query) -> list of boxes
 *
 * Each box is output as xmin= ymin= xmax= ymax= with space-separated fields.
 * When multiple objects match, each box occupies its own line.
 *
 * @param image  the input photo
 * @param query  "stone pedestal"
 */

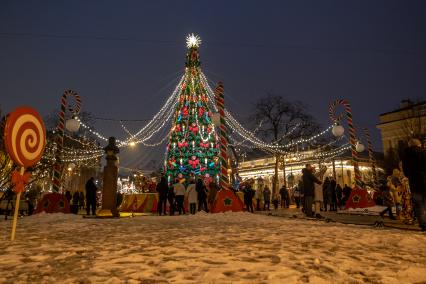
xmin=97 ymin=137 xmax=120 ymax=218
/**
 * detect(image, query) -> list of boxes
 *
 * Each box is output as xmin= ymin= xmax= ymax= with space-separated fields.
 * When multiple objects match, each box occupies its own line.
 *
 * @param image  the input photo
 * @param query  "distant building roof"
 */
xmin=379 ymin=100 xmax=425 ymax=117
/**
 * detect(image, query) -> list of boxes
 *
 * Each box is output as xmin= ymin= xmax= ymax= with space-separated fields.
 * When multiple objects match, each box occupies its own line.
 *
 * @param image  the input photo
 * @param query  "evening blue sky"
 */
xmin=1 ymin=1 xmax=425 ymax=169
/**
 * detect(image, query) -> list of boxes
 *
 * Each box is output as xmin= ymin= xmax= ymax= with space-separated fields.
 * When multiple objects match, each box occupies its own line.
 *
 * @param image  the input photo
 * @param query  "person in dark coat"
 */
xmin=65 ymin=190 xmax=72 ymax=204
xmin=335 ymin=184 xmax=343 ymax=209
xmin=85 ymin=177 xmax=97 ymax=215
xmin=272 ymin=195 xmax=279 ymax=210
xmin=302 ymin=164 xmax=322 ymax=217
xmin=297 ymin=180 xmax=304 ymax=210
xmin=196 ymin=178 xmax=208 ymax=212
xmin=243 ymin=185 xmax=254 ymax=213
xmin=116 ymin=192 xmax=123 ymax=208
xmin=322 ymin=177 xmax=330 ymax=211
xmin=167 ymin=184 xmax=175 ymax=216
xmin=156 ymin=176 xmax=169 ymax=216
xmin=71 ymin=191 xmax=79 ymax=214
xmin=279 ymin=185 xmax=290 ymax=208
xmin=342 ymin=184 xmax=352 ymax=208
xmin=263 ymin=186 xmax=271 ymax=211
xmin=324 ymin=178 xmax=337 ymax=211
xmin=402 ymin=139 xmax=426 ymax=231
xmin=329 ymin=178 xmax=337 ymax=211
xmin=79 ymin=191 xmax=85 ymax=210
xmin=379 ymin=183 xmax=396 ymax=220
xmin=207 ymin=182 xmax=219 ymax=212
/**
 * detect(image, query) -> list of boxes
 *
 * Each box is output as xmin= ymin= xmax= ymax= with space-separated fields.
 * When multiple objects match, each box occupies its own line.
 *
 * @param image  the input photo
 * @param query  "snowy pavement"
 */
xmin=0 ymin=212 xmax=425 ymax=284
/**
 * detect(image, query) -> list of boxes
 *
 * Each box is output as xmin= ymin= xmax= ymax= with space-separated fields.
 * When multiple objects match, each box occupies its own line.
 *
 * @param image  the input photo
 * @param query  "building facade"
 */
xmin=377 ymin=100 xmax=426 ymax=158
xmin=237 ymin=149 xmax=383 ymax=191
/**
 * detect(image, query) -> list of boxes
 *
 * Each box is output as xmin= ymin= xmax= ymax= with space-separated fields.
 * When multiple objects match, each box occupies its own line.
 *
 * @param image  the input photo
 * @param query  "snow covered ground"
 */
xmin=0 ymin=212 xmax=425 ymax=284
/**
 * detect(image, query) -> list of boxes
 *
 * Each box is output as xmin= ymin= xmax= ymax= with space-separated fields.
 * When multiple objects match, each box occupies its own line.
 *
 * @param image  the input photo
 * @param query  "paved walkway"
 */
xmin=255 ymin=207 xmax=422 ymax=231
xmin=2 ymin=212 xmax=426 ymax=283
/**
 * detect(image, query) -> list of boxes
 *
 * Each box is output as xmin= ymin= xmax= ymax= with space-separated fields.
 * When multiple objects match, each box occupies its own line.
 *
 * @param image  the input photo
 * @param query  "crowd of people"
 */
xmin=239 ymin=138 xmax=425 ymax=231
xmin=241 ymin=169 xmax=353 ymax=217
xmin=63 ymin=177 xmax=99 ymax=215
xmin=370 ymin=138 xmax=425 ymax=231
xmin=155 ymin=176 xmax=219 ymax=216
xmin=62 ymin=139 xmax=425 ymax=231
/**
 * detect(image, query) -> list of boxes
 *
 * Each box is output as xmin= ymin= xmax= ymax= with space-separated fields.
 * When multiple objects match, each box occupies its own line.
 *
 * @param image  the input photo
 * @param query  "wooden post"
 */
xmin=282 ymin=156 xmax=287 ymax=187
xmin=332 ymin=159 xmax=336 ymax=180
xmin=11 ymin=167 xmax=25 ymax=241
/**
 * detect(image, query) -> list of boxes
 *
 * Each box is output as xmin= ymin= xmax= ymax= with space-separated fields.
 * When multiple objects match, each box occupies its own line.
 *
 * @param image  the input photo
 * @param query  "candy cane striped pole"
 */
xmin=214 ymin=82 xmax=230 ymax=190
xmin=329 ymin=99 xmax=362 ymax=188
xmin=52 ymin=90 xmax=81 ymax=192
xmin=363 ymin=127 xmax=378 ymax=188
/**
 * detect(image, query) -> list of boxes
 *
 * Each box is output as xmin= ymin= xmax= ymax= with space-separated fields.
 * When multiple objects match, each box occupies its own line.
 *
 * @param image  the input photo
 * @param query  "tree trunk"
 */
xmin=332 ymin=159 xmax=336 ymax=180
xmin=273 ymin=153 xmax=279 ymax=197
xmin=282 ymin=157 xmax=286 ymax=187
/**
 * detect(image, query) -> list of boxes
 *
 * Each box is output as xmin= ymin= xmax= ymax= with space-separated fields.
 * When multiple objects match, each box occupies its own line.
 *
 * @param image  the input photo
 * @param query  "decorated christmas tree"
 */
xmin=165 ymin=34 xmax=220 ymax=183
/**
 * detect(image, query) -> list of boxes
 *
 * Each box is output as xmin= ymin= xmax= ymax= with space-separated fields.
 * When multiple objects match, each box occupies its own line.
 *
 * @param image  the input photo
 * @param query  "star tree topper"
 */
xmin=186 ymin=33 xmax=202 ymax=48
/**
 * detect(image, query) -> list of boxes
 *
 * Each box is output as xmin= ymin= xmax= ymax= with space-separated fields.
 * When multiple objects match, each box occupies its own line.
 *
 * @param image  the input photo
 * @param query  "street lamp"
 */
xmin=65 ymin=116 xmax=80 ymax=133
xmin=355 ymin=141 xmax=365 ymax=152
xmin=331 ymin=124 xmax=345 ymax=137
xmin=68 ymin=162 xmax=76 ymax=171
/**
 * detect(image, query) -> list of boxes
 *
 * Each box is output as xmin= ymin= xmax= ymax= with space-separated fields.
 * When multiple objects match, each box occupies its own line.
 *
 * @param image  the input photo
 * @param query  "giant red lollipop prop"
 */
xmin=3 ymin=106 xmax=46 ymax=240
xmin=4 ymin=107 xmax=46 ymax=168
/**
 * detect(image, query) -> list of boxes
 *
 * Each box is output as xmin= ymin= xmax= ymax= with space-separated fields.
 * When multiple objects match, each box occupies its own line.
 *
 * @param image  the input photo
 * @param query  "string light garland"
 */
xmin=225 ymin=108 xmax=335 ymax=150
xmin=41 ymin=59 xmax=345 ymax=164
xmin=123 ymin=76 xmax=184 ymax=143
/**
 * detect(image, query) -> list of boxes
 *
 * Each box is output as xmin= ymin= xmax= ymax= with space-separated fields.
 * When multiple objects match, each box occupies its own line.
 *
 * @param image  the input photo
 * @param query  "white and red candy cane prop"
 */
xmin=214 ymin=82 xmax=231 ymax=190
xmin=211 ymin=83 xmax=244 ymax=213
xmin=329 ymin=99 xmax=362 ymax=188
xmin=329 ymin=99 xmax=375 ymax=209
xmin=52 ymin=90 xmax=81 ymax=192
xmin=362 ymin=127 xmax=378 ymax=189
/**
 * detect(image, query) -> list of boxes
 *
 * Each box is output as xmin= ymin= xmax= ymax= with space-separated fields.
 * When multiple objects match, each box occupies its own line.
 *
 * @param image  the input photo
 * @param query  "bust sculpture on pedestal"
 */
xmin=97 ymin=137 xmax=120 ymax=217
